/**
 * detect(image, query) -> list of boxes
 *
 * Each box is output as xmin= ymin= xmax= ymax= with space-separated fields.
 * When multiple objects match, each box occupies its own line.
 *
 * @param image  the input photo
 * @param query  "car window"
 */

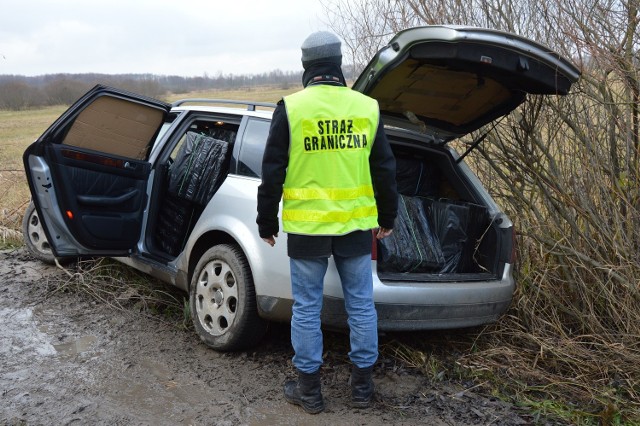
xmin=237 ymin=118 xmax=270 ymax=178
xmin=62 ymin=96 xmax=166 ymax=160
xmin=156 ymin=115 xmax=178 ymax=143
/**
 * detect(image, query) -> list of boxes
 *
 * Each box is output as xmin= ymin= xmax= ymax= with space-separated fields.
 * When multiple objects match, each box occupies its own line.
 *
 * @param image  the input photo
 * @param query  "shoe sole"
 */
xmin=351 ymin=399 xmax=372 ymax=408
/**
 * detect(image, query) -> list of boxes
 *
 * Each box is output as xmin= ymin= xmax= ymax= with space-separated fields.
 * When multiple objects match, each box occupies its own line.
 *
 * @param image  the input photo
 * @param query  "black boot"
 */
xmin=284 ymin=369 xmax=325 ymax=414
xmin=350 ymin=365 xmax=375 ymax=408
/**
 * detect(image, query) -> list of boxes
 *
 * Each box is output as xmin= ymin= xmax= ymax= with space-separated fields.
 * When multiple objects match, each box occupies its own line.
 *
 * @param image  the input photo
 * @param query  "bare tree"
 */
xmin=320 ymin=0 xmax=422 ymax=74
xmin=0 ymin=81 xmax=41 ymax=110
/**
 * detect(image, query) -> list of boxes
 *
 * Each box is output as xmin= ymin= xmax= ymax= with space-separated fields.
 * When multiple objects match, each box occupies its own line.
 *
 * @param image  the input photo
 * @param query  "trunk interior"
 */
xmin=378 ymin=134 xmax=505 ymax=282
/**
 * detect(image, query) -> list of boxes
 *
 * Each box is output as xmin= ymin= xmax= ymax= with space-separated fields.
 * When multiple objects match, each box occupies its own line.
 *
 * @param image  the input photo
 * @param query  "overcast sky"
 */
xmin=0 ymin=0 xmax=328 ymax=77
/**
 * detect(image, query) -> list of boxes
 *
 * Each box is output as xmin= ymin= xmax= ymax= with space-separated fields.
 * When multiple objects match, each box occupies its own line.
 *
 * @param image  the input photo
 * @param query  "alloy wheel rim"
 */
xmin=195 ymin=259 xmax=238 ymax=336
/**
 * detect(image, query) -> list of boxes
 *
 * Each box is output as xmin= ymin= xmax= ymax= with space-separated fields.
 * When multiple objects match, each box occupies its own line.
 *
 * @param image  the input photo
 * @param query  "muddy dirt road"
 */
xmin=1 ymin=249 xmax=536 ymax=425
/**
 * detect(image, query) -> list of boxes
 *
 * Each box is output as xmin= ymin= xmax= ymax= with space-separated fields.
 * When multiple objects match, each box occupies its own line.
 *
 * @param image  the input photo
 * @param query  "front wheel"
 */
xmin=189 ymin=244 xmax=267 ymax=351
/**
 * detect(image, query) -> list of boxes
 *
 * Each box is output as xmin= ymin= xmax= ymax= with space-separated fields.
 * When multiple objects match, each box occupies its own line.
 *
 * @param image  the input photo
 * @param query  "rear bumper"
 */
xmin=325 ymin=294 xmax=512 ymax=331
xmin=257 ymin=263 xmax=515 ymax=330
xmin=330 ymin=272 xmax=513 ymax=331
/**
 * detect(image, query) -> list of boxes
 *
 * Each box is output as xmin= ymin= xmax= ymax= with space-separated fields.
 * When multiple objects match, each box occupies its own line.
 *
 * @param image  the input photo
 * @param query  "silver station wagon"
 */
xmin=23 ymin=26 xmax=579 ymax=351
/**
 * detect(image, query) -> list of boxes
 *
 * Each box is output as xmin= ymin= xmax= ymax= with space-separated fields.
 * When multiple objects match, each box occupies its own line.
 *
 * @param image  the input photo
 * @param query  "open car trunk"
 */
xmin=355 ymin=26 xmax=578 ymax=284
xmin=376 ymin=135 xmax=508 ymax=283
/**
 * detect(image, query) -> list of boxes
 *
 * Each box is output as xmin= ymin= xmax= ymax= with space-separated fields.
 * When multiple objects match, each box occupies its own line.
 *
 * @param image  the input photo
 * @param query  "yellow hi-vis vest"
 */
xmin=282 ymin=84 xmax=379 ymax=235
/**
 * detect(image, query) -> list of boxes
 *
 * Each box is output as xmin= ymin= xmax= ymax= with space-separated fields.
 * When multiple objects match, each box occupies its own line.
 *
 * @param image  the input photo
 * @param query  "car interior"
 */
xmin=379 ymin=137 xmax=505 ymax=282
xmin=148 ymin=119 xmax=240 ymax=258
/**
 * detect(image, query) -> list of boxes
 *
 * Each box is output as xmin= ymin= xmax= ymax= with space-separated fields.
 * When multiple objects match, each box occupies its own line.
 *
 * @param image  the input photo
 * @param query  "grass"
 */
xmin=163 ymin=85 xmax=300 ymax=104
xmin=0 ymin=106 xmax=69 ymax=247
xmin=47 ymin=257 xmax=191 ymax=328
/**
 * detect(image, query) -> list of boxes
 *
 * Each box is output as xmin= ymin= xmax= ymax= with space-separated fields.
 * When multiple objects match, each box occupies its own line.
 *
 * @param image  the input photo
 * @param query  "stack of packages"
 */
xmin=378 ymin=156 xmax=488 ymax=274
xmin=156 ymin=193 xmax=195 ymax=256
xmin=156 ymin=132 xmax=229 ymax=256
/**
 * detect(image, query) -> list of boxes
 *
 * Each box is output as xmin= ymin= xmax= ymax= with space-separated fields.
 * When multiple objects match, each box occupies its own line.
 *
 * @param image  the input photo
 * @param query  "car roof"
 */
xmin=170 ymin=99 xmax=276 ymax=119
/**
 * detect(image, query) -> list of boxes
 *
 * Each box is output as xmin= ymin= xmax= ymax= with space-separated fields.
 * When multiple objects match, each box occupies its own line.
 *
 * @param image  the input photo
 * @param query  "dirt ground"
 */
xmin=1 ymin=248 xmax=543 ymax=426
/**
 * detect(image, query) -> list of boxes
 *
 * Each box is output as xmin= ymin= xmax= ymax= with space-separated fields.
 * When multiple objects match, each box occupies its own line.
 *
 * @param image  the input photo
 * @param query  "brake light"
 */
xmin=371 ymin=229 xmax=378 ymax=260
xmin=66 ymin=210 xmax=74 ymax=220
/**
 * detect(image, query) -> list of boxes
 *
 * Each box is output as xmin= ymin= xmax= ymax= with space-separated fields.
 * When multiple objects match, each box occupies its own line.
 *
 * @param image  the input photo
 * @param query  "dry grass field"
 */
xmin=163 ymin=85 xmax=299 ymax=104
xmin=0 ymin=105 xmax=68 ymax=243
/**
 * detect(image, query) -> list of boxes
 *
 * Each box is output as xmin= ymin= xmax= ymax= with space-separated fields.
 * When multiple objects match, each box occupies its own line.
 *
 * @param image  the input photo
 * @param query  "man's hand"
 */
xmin=376 ymin=227 xmax=393 ymax=239
xmin=262 ymin=233 xmax=278 ymax=247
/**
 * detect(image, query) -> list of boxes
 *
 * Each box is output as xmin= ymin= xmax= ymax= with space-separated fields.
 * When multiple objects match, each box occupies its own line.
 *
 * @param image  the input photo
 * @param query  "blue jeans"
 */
xmin=289 ymin=254 xmax=378 ymax=373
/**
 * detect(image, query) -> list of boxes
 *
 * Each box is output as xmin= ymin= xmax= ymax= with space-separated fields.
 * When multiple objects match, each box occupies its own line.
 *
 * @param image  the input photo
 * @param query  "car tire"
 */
xmin=22 ymin=202 xmax=73 ymax=265
xmin=189 ymin=244 xmax=267 ymax=351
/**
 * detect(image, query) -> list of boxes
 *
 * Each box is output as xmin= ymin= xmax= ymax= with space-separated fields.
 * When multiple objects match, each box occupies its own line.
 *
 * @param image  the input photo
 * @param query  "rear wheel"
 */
xmin=22 ymin=202 xmax=72 ymax=265
xmin=189 ymin=244 xmax=267 ymax=351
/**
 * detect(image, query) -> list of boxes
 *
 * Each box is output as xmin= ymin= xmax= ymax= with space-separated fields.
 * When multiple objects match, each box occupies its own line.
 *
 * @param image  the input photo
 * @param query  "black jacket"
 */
xmin=256 ymin=63 xmax=398 ymax=258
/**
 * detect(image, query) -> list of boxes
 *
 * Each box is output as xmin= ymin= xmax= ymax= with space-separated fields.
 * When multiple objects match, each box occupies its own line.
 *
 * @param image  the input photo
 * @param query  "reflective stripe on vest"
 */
xmin=283 ymin=85 xmax=379 ymax=235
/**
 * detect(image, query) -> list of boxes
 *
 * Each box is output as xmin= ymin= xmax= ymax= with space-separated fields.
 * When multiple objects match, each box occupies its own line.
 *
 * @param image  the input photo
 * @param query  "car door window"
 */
xmin=237 ymin=118 xmax=270 ymax=178
xmin=63 ymin=96 xmax=166 ymax=160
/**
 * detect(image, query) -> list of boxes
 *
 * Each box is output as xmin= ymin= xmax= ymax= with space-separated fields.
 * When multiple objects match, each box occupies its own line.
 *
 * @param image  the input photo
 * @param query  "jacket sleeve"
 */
xmin=369 ymin=120 xmax=398 ymax=229
xmin=256 ymin=101 xmax=289 ymax=238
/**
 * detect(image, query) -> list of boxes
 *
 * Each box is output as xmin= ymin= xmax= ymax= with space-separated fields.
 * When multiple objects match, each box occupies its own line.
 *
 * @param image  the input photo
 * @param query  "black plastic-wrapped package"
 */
xmin=168 ymin=132 xmax=229 ymax=205
xmin=378 ymin=195 xmax=444 ymax=272
xmin=395 ymin=157 xmax=440 ymax=197
xmin=192 ymin=138 xmax=229 ymax=205
xmin=155 ymin=193 xmax=195 ymax=256
xmin=424 ymin=199 xmax=468 ymax=273
xmin=168 ymin=132 xmax=199 ymax=197
xmin=423 ymin=198 xmax=488 ymax=273
xmin=458 ymin=201 xmax=489 ymax=272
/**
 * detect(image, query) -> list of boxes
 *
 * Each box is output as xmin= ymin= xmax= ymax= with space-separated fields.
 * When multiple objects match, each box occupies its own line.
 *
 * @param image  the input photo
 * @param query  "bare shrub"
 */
xmin=43 ymin=77 xmax=92 ymax=106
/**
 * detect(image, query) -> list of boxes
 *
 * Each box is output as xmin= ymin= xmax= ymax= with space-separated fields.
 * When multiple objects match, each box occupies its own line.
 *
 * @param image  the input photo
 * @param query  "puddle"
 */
xmin=0 ymin=307 xmax=96 ymax=358
xmin=0 ymin=307 xmax=56 ymax=357
xmin=53 ymin=335 xmax=97 ymax=356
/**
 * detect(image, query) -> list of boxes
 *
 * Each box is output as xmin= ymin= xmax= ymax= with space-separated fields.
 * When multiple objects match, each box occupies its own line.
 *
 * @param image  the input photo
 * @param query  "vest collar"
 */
xmin=307 ymin=75 xmax=345 ymax=87
xmin=302 ymin=62 xmax=347 ymax=87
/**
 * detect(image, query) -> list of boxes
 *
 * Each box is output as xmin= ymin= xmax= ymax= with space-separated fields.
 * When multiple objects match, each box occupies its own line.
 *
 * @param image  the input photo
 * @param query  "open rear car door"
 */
xmin=23 ymin=85 xmax=171 ymax=258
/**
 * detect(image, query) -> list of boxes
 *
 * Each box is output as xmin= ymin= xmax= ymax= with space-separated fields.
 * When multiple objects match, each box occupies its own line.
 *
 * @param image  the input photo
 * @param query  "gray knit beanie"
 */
xmin=301 ymin=31 xmax=342 ymax=69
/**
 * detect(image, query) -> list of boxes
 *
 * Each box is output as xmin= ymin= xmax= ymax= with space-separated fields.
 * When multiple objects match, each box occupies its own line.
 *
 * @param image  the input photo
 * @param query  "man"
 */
xmin=257 ymin=31 xmax=398 ymax=414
